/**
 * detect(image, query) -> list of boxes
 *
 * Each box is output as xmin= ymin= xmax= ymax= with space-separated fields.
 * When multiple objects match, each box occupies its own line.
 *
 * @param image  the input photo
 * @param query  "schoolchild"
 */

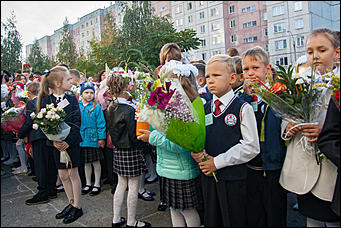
xmin=231 ymin=56 xmax=252 ymax=103
xmin=105 ymin=73 xmax=150 ymax=227
xmin=190 ymin=61 xmax=213 ymax=105
xmin=36 ymin=66 xmax=83 ymax=224
xmin=138 ymin=60 xmax=203 ymax=227
xmin=242 ymin=46 xmax=287 ymax=226
xmin=280 ymin=28 xmax=340 ymax=227
xmin=191 ymin=54 xmax=260 ymax=227
xmin=79 ymin=81 xmax=106 ymax=196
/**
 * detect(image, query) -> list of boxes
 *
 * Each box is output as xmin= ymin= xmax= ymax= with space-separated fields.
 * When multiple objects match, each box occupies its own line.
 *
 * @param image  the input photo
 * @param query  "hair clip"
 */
xmin=44 ymin=70 xmax=50 ymax=77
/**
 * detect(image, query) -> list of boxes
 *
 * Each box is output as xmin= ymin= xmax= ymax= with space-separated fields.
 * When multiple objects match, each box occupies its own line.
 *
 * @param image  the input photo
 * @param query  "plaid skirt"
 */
xmin=160 ymin=176 xmax=203 ymax=210
xmin=80 ymin=147 xmax=104 ymax=164
xmin=113 ymin=147 xmax=147 ymax=177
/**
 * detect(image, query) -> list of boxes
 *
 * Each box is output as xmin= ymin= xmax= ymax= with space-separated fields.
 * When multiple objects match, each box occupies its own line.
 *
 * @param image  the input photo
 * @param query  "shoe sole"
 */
xmin=48 ymin=195 xmax=57 ymax=199
xmin=25 ymin=199 xmax=50 ymax=205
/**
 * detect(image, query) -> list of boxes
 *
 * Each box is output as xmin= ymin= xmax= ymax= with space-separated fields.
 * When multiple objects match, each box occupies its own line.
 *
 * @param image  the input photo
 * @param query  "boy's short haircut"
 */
xmin=192 ymin=63 xmax=206 ymax=78
xmin=226 ymin=47 xmax=240 ymax=57
xmin=242 ymin=46 xmax=269 ymax=66
xmin=26 ymin=81 xmax=41 ymax=96
xmin=231 ymin=56 xmax=243 ymax=75
xmin=207 ymin=54 xmax=237 ymax=75
xmin=56 ymin=63 xmax=70 ymax=69
xmin=69 ymin=69 xmax=81 ymax=79
xmin=15 ymin=69 xmax=22 ymax=74
xmin=15 ymin=74 xmax=25 ymax=81
xmin=189 ymin=59 xmax=206 ymax=65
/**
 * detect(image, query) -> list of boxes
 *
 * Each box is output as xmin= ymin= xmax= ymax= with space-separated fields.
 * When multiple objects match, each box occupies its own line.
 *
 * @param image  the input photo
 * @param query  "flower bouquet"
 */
xmin=250 ymin=64 xmax=335 ymax=164
xmin=1 ymin=101 xmax=26 ymax=133
xmin=30 ymin=103 xmax=72 ymax=167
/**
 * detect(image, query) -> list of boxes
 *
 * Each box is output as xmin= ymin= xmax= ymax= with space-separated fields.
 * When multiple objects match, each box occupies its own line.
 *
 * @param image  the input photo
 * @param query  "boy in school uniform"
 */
xmin=241 ymin=46 xmax=287 ymax=227
xmin=191 ymin=54 xmax=260 ymax=227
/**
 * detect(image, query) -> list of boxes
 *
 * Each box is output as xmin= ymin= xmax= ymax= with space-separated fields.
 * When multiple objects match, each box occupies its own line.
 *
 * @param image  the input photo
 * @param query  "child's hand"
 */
xmin=301 ymin=124 xmax=322 ymax=143
xmin=53 ymin=141 xmax=69 ymax=151
xmin=285 ymin=122 xmax=302 ymax=136
xmin=98 ymin=140 xmax=106 ymax=148
xmin=137 ymin=129 xmax=151 ymax=142
xmin=242 ymin=79 xmax=253 ymax=95
xmin=191 ymin=150 xmax=205 ymax=163
xmin=198 ymin=155 xmax=217 ymax=176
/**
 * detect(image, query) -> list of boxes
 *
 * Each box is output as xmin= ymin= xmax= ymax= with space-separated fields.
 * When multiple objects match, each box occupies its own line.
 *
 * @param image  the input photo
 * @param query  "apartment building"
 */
xmin=151 ymin=1 xmax=172 ymax=21
xmin=267 ymin=1 xmax=340 ymax=66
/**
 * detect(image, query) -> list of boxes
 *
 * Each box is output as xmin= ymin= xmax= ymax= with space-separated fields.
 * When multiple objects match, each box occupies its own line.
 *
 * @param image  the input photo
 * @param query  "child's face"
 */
xmin=306 ymin=34 xmax=340 ymax=74
xmin=60 ymin=72 xmax=72 ymax=92
xmin=70 ymin=73 xmax=79 ymax=85
xmin=206 ymin=61 xmax=236 ymax=98
xmin=242 ymin=56 xmax=269 ymax=83
xmin=81 ymin=89 xmax=94 ymax=103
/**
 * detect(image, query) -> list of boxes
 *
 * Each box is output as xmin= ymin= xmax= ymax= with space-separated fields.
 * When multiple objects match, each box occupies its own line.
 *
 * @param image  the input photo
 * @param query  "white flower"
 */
xmin=32 ymin=124 xmax=38 ymax=130
xmin=56 ymin=107 xmax=63 ymax=112
xmin=30 ymin=112 xmax=36 ymax=118
xmin=161 ymin=60 xmax=198 ymax=78
xmin=41 ymin=108 xmax=47 ymax=113
xmin=55 ymin=114 xmax=60 ymax=120
xmin=37 ymin=113 xmax=43 ymax=119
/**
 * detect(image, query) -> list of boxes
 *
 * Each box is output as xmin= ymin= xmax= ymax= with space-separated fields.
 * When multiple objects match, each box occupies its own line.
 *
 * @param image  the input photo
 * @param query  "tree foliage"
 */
xmin=1 ymin=11 xmax=23 ymax=74
xmin=27 ymin=39 xmax=52 ymax=72
xmin=56 ymin=17 xmax=78 ymax=68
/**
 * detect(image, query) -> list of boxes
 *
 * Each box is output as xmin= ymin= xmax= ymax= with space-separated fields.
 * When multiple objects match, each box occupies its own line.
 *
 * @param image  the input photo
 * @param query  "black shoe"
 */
xmin=62 ymin=207 xmax=83 ymax=224
xmin=112 ymin=217 xmax=125 ymax=227
xmin=144 ymin=177 xmax=158 ymax=184
xmin=27 ymin=171 xmax=35 ymax=176
xmin=56 ymin=204 xmax=74 ymax=219
xmin=25 ymin=194 xmax=50 ymax=205
xmin=126 ymin=220 xmax=151 ymax=227
xmin=32 ymin=176 xmax=38 ymax=182
xmin=89 ymin=186 xmax=101 ymax=196
xmin=81 ymin=185 xmax=92 ymax=195
xmin=48 ymin=192 xmax=57 ymax=199
xmin=146 ymin=189 xmax=156 ymax=197
xmin=157 ymin=202 xmax=167 ymax=211
xmin=138 ymin=190 xmax=154 ymax=201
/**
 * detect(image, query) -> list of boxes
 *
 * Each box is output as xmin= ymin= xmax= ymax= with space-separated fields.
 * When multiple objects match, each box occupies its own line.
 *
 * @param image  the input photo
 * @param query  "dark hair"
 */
xmin=226 ymin=47 xmax=240 ymax=57
xmin=97 ymin=70 xmax=105 ymax=82
xmin=56 ymin=63 xmax=70 ymax=69
xmin=69 ymin=69 xmax=81 ymax=79
xmin=1 ymin=70 xmax=11 ymax=82
xmin=15 ymin=69 xmax=22 ymax=74
xmin=33 ymin=71 xmax=42 ymax=76
xmin=192 ymin=63 xmax=206 ymax=79
xmin=189 ymin=59 xmax=206 ymax=65
xmin=23 ymin=70 xmax=30 ymax=74
xmin=15 ymin=74 xmax=25 ymax=82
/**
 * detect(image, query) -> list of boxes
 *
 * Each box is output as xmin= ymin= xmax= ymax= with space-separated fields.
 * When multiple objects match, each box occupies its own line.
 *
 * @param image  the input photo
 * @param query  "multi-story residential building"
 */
xmin=171 ymin=1 xmax=268 ymax=62
xmin=151 ymin=1 xmax=172 ymax=21
xmin=267 ymin=1 xmax=340 ymax=66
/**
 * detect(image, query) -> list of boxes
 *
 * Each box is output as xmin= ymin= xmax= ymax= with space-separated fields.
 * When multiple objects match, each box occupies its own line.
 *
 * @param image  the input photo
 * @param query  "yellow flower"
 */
xmin=153 ymin=79 xmax=162 ymax=89
xmin=24 ymin=91 xmax=28 ymax=95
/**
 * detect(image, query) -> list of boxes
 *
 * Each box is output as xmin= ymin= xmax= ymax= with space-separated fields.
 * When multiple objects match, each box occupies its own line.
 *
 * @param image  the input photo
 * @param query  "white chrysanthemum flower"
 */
xmin=32 ymin=124 xmax=38 ymax=130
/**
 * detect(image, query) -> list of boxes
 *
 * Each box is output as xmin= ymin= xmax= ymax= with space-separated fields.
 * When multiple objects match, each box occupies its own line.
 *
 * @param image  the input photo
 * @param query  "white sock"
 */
xmin=92 ymin=160 xmax=101 ymax=187
xmin=15 ymin=140 xmax=27 ymax=169
xmin=126 ymin=176 xmax=140 ymax=226
xmin=113 ymin=175 xmax=127 ymax=224
xmin=84 ymin=163 xmax=92 ymax=186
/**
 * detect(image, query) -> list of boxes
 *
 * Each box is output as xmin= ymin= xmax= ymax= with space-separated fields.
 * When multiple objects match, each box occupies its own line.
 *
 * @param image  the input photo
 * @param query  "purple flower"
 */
xmin=165 ymin=81 xmax=171 ymax=92
xmin=147 ymin=82 xmax=152 ymax=91
xmin=148 ymin=91 xmax=159 ymax=107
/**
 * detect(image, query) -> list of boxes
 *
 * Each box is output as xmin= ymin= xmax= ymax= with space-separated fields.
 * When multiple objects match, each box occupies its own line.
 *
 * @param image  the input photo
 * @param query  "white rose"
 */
xmin=41 ymin=108 xmax=47 ymax=113
xmin=37 ymin=113 xmax=43 ymax=118
xmin=30 ymin=112 xmax=36 ymax=118
xmin=55 ymin=114 xmax=60 ymax=120
xmin=47 ymin=111 xmax=52 ymax=116
xmin=32 ymin=124 xmax=38 ymax=130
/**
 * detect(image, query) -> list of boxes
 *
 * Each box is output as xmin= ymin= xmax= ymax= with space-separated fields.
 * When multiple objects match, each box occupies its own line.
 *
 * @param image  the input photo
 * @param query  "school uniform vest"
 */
xmin=204 ymin=96 xmax=248 ymax=181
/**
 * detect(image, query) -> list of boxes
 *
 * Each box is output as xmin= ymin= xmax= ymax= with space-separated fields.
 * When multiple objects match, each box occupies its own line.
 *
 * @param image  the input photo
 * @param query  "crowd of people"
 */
xmin=1 ymin=27 xmax=340 ymax=227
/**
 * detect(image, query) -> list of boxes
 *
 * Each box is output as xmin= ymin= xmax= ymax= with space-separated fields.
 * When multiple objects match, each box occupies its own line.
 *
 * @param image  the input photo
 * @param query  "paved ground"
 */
xmin=1 ymin=162 xmax=306 ymax=227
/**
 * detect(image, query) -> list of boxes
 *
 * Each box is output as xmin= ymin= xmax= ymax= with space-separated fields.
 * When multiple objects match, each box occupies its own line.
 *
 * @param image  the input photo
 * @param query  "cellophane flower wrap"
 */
xmin=135 ymin=62 xmax=206 ymax=153
xmin=250 ymin=64 xmax=335 ymax=164
xmin=30 ymin=103 xmax=72 ymax=166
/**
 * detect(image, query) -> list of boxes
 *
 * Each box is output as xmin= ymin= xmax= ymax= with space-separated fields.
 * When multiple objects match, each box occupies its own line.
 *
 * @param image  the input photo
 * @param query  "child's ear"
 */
xmin=230 ymin=73 xmax=237 ymax=85
xmin=335 ymin=47 xmax=340 ymax=60
xmin=266 ymin=64 xmax=272 ymax=81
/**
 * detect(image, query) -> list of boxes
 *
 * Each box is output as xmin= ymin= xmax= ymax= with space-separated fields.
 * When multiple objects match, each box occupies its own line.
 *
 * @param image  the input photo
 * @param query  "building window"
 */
xmin=273 ymin=5 xmax=285 ymax=16
xmin=87 ymin=31 xmax=89 ymax=36
xmin=86 ymin=22 xmax=88 ymax=27
xmin=244 ymin=36 xmax=258 ymax=43
xmin=176 ymin=5 xmax=183 ymax=14
xmin=275 ymin=39 xmax=287 ymax=50
xmin=187 ymin=2 xmax=192 ymax=10
xmin=201 ymin=39 xmax=206 ymax=47
xmin=295 ymin=18 xmax=304 ymax=29
xmin=294 ymin=2 xmax=302 ymax=11
xmin=211 ymin=23 xmax=218 ymax=31
xmin=264 ymin=28 xmax=268 ymax=36
xmin=95 ymin=18 xmax=98 ymax=23
xmin=297 ymin=36 xmax=304 ymax=47
xmin=91 ymin=20 xmax=93 ymax=25
xmin=230 ymin=20 xmax=236 ymax=28
xmin=81 ymin=24 xmax=84 ymax=29
xmin=82 ymin=41 xmax=84 ymax=46
xmin=212 ymin=50 xmax=222 ymax=55
xmin=188 ymin=15 xmax=193 ymax=24
xmin=210 ymin=8 xmax=218 ymax=17
xmin=265 ymin=44 xmax=269 ymax=52
xmin=241 ymin=5 xmax=256 ymax=13
xmin=200 ymin=25 xmax=205 ymax=33
xmin=276 ymin=57 xmax=288 ymax=65
xmin=212 ymin=36 xmax=221 ymax=45
xmin=160 ymin=6 xmax=168 ymax=12
xmin=264 ymin=12 xmax=267 ymax=21
xmin=229 ymin=5 xmax=235 ymax=14
xmin=82 ymin=32 xmax=84 ymax=37
xmin=243 ymin=21 xmax=257 ymax=28
xmin=202 ymin=53 xmax=206 ymax=61
xmin=151 ymin=7 xmax=155 ymax=13
xmin=274 ymin=22 xmax=286 ymax=33
xmin=230 ymin=34 xmax=237 ymax=43
xmin=199 ymin=1 xmax=204 ymax=6
xmin=200 ymin=11 xmax=205 ymax=19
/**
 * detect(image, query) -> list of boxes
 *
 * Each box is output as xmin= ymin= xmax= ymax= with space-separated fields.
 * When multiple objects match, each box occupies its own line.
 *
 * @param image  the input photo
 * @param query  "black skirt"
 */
xmin=160 ymin=176 xmax=203 ymax=210
xmin=80 ymin=147 xmax=104 ymax=163
xmin=113 ymin=147 xmax=147 ymax=177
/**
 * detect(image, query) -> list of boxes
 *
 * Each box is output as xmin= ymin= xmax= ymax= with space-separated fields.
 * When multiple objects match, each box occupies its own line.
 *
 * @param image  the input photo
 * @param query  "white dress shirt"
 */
xmin=211 ymin=89 xmax=260 ymax=170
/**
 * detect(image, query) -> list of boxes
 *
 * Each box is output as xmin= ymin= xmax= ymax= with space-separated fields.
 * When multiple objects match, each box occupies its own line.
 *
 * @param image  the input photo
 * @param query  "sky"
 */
xmin=1 ymin=1 xmax=113 ymax=60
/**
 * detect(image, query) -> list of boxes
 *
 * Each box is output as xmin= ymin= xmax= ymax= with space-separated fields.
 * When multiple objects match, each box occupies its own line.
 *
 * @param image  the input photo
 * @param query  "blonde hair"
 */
xmin=207 ymin=54 xmax=239 ymax=75
xmin=242 ymin=46 xmax=269 ymax=66
xmin=36 ymin=66 xmax=68 ymax=112
xmin=307 ymin=28 xmax=340 ymax=49
xmin=106 ymin=73 xmax=128 ymax=111
xmin=159 ymin=43 xmax=182 ymax=65
xmin=26 ymin=81 xmax=40 ymax=96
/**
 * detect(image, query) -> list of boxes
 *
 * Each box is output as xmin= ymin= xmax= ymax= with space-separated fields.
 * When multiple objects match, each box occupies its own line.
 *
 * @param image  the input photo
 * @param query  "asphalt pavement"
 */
xmin=1 ymin=161 xmax=306 ymax=227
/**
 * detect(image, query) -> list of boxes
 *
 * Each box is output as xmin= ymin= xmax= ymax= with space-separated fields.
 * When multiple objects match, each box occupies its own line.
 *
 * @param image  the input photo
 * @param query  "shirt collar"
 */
xmin=213 ymin=89 xmax=235 ymax=107
xmin=117 ymin=97 xmax=137 ymax=109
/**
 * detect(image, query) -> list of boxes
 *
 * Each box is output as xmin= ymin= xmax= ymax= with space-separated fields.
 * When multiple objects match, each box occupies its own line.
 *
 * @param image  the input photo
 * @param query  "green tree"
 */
xmin=27 ymin=39 xmax=51 ymax=72
xmin=56 ymin=17 xmax=78 ymax=68
xmin=1 ymin=11 xmax=23 ymax=74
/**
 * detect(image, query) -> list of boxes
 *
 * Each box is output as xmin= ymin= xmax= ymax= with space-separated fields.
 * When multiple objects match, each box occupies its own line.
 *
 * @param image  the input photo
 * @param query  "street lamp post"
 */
xmin=287 ymin=30 xmax=297 ymax=63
